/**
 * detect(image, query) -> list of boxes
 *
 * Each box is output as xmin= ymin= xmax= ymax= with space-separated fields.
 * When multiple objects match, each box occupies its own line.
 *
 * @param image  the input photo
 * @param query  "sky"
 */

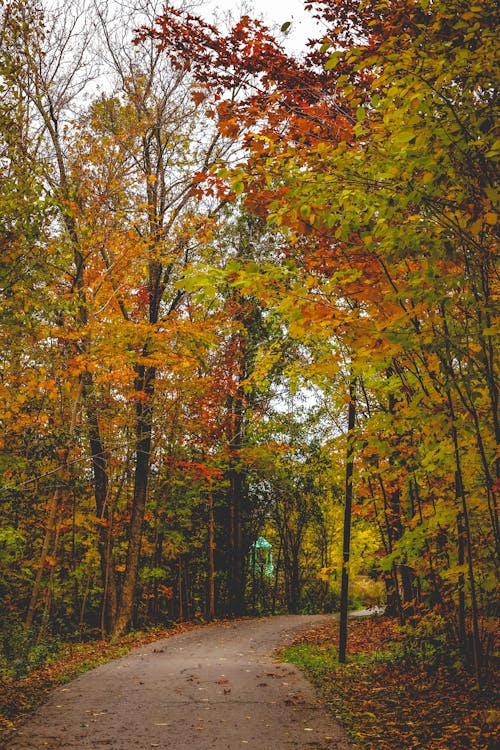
xmin=200 ymin=0 xmax=323 ymax=54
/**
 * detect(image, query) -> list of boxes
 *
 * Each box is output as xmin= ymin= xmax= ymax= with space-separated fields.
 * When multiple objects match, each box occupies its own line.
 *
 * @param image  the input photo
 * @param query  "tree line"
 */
xmin=0 ymin=0 xmax=497 ymax=687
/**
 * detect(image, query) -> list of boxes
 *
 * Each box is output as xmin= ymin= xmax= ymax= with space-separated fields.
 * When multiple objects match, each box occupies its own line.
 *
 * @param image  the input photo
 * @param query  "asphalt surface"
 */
xmin=5 ymin=615 xmax=354 ymax=750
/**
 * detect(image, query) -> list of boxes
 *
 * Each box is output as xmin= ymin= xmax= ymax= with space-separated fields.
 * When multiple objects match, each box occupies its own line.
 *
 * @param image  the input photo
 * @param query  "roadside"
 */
xmin=1 ymin=615 xmax=353 ymax=750
xmin=281 ymin=615 xmax=499 ymax=750
xmin=0 ymin=610 xmax=378 ymax=735
xmin=0 ymin=622 xmax=203 ymax=733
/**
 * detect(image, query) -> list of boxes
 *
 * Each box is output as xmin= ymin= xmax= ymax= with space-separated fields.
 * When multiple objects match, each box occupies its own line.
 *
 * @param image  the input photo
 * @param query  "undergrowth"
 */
xmin=279 ymin=616 xmax=499 ymax=750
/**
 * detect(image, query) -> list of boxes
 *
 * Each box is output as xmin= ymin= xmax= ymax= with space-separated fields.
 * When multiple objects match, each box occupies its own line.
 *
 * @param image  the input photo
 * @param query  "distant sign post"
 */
xmin=250 ymin=536 xmax=273 ymax=613
xmin=250 ymin=536 xmax=273 ymax=576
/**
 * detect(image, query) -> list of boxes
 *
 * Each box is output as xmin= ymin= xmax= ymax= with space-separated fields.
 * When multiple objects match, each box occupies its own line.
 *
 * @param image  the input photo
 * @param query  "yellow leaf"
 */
xmin=93 ymin=516 xmax=109 ymax=527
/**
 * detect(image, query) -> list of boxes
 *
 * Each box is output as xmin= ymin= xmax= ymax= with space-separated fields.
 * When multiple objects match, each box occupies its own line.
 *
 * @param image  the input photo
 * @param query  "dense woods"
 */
xmin=0 ymin=0 xmax=497 ymax=697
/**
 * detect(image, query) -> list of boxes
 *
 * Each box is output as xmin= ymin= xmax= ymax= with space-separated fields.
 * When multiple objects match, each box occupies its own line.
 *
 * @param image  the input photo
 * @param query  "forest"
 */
xmin=0 ymin=0 xmax=497 ymax=717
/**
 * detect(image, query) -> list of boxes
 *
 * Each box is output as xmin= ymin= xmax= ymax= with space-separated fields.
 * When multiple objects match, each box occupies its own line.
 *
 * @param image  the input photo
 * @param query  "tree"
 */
xmin=0 ymin=0 xmax=232 ymax=638
xmin=146 ymin=0 xmax=498 ymax=674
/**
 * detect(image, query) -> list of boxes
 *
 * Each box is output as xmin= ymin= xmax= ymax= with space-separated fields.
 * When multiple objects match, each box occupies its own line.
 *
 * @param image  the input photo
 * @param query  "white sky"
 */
xmin=200 ymin=0 xmax=323 ymax=54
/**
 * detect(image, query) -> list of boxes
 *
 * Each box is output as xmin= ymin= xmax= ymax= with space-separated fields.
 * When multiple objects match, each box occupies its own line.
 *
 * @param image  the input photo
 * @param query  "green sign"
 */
xmin=250 ymin=536 xmax=273 ymax=576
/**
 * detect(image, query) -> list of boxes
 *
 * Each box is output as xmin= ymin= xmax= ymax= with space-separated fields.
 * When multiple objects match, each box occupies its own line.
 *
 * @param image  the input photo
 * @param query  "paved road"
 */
xmin=5 ymin=615 xmax=354 ymax=750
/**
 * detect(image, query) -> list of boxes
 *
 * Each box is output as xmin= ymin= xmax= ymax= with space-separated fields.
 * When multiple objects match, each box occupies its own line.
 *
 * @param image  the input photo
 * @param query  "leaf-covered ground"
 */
xmin=0 ymin=622 xmax=201 ymax=735
xmin=282 ymin=616 xmax=499 ymax=750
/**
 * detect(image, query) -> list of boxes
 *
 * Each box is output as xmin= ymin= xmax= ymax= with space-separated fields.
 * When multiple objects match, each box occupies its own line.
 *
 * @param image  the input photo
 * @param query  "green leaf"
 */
xmin=325 ymin=52 xmax=342 ymax=70
xmin=232 ymin=180 xmax=244 ymax=195
xmin=393 ymin=130 xmax=416 ymax=145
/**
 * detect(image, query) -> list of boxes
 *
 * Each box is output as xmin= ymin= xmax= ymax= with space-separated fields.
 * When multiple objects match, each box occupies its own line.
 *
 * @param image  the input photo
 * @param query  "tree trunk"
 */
xmin=339 ymin=378 xmax=357 ymax=663
xmin=25 ymin=485 xmax=60 ymax=631
xmin=400 ymin=564 xmax=416 ymax=614
xmin=207 ymin=492 xmax=216 ymax=620
xmin=228 ymin=466 xmax=245 ymax=615
xmin=289 ymin=548 xmax=300 ymax=614
xmin=178 ymin=556 xmax=184 ymax=621
xmin=227 ymin=389 xmax=246 ymax=616
xmin=113 ymin=363 xmax=155 ymax=637
xmin=271 ymin=544 xmax=282 ymax=615
xmin=84 ymin=383 xmax=118 ymax=636
xmin=448 ymin=393 xmax=482 ymax=688
xmin=457 ymin=509 xmax=467 ymax=653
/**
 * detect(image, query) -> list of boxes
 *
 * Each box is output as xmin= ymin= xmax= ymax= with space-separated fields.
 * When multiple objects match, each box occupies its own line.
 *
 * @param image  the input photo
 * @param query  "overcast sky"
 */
xmin=200 ymin=0 xmax=323 ymax=54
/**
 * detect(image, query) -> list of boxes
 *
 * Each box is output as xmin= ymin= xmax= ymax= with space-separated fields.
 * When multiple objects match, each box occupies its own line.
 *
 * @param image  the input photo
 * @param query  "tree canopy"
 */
xmin=0 ymin=0 xmax=497 ymax=692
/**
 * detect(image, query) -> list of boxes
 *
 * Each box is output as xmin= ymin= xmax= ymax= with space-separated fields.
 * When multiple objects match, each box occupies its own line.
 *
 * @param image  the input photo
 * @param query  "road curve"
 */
xmin=5 ymin=615 xmax=354 ymax=750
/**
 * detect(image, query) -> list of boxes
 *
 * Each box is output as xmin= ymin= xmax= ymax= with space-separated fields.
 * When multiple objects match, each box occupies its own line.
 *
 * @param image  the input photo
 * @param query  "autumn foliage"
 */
xmin=0 ymin=0 xmax=498 ymax=722
xmin=286 ymin=616 xmax=499 ymax=749
xmin=142 ymin=0 xmax=499 ymax=684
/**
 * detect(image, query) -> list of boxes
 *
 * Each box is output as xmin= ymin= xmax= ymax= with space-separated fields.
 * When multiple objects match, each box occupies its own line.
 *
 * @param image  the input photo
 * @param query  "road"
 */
xmin=5 ymin=615 xmax=354 ymax=750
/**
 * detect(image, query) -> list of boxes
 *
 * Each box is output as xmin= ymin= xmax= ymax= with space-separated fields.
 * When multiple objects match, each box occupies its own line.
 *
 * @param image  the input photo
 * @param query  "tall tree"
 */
xmin=146 ymin=0 xmax=498 ymax=671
